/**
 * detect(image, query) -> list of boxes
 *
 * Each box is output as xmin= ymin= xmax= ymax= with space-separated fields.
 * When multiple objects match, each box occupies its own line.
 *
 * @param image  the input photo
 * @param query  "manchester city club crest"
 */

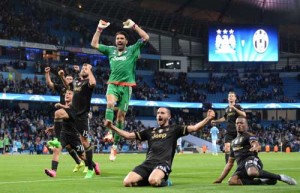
xmin=215 ymin=28 xmax=236 ymax=54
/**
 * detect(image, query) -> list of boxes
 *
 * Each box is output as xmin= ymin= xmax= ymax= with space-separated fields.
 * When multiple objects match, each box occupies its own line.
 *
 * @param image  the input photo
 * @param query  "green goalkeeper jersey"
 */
xmin=98 ymin=39 xmax=145 ymax=86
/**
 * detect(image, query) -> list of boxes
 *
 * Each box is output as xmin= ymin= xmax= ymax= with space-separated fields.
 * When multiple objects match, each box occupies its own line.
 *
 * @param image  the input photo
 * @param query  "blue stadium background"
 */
xmin=0 ymin=0 xmax=299 ymax=154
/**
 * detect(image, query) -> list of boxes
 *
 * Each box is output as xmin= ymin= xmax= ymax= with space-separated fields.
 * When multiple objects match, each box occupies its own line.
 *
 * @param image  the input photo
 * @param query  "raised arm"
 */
xmin=72 ymin=65 xmax=80 ymax=79
xmin=91 ymin=20 xmax=110 ymax=49
xmin=58 ymin=69 xmax=68 ymax=88
xmin=186 ymin=109 xmax=215 ymax=133
xmin=123 ymin=19 xmax=149 ymax=42
xmin=85 ymin=64 xmax=96 ymax=88
xmin=45 ymin=67 xmax=54 ymax=90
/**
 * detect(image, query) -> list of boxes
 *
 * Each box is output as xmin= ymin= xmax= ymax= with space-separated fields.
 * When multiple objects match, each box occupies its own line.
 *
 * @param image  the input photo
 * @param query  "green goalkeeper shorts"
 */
xmin=106 ymin=84 xmax=132 ymax=112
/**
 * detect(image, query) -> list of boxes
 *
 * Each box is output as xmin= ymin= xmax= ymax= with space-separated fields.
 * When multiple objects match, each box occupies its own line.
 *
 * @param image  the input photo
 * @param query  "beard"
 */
xmin=117 ymin=47 xmax=125 ymax=52
xmin=81 ymin=74 xmax=88 ymax=79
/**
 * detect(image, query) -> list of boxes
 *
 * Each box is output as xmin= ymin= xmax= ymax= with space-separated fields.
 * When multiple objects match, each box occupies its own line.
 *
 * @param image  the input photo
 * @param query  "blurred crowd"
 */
xmin=0 ymin=104 xmax=151 ymax=155
xmin=0 ymin=103 xmax=299 ymax=155
xmin=0 ymin=0 xmax=299 ymax=155
xmin=0 ymin=0 xmax=157 ymax=53
xmin=202 ymin=121 xmax=300 ymax=153
xmin=1 ymin=61 xmax=299 ymax=103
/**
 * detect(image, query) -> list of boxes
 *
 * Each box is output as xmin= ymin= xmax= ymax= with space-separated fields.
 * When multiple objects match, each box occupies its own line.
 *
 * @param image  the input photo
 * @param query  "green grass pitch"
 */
xmin=0 ymin=152 xmax=299 ymax=193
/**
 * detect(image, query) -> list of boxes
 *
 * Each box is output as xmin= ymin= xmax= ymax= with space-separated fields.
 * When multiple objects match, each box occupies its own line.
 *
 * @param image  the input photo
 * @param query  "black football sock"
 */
xmin=51 ymin=160 xmax=59 ymax=171
xmin=136 ymin=180 xmax=149 ymax=186
xmin=85 ymin=145 xmax=93 ymax=170
xmin=159 ymin=179 xmax=168 ymax=187
xmin=259 ymin=170 xmax=281 ymax=180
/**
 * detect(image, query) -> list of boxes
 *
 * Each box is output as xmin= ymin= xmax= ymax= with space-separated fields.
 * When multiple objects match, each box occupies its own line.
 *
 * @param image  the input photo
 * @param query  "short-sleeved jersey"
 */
xmin=134 ymin=125 xmax=189 ymax=167
xmin=98 ymin=39 xmax=146 ymax=86
xmin=210 ymin=126 xmax=219 ymax=140
xmin=71 ymin=78 xmax=94 ymax=115
xmin=223 ymin=104 xmax=244 ymax=134
xmin=230 ymin=131 xmax=258 ymax=165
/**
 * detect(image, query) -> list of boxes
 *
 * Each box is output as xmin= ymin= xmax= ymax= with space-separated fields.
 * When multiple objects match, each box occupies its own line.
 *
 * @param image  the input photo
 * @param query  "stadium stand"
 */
xmin=0 ymin=0 xmax=299 ymax=154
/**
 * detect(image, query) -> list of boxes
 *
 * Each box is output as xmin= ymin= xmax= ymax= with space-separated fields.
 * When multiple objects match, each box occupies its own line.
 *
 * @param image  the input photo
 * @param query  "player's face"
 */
xmin=66 ymin=76 xmax=73 ymax=84
xmin=64 ymin=90 xmax=73 ymax=103
xmin=80 ymin=65 xmax=89 ymax=78
xmin=115 ymin=34 xmax=128 ymax=51
xmin=235 ymin=117 xmax=247 ymax=133
xmin=228 ymin=93 xmax=236 ymax=103
xmin=156 ymin=108 xmax=171 ymax=127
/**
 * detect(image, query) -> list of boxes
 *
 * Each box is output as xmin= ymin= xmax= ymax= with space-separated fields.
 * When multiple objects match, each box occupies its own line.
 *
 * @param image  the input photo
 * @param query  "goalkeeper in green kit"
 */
xmin=91 ymin=19 xmax=149 ymax=161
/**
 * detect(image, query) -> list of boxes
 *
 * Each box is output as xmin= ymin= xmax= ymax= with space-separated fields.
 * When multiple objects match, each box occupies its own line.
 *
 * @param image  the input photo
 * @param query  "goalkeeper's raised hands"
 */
xmin=122 ymin=19 xmax=149 ymax=41
xmin=97 ymin=20 xmax=110 ymax=31
xmin=123 ymin=19 xmax=136 ymax=29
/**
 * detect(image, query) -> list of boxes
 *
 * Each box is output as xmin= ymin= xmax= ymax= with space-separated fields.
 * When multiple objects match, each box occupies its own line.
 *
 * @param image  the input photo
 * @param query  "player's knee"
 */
xmin=123 ymin=179 xmax=133 ymax=187
xmin=104 ymin=120 xmax=112 ymax=128
xmin=106 ymin=102 xmax=115 ymax=108
xmin=247 ymin=167 xmax=259 ymax=178
xmin=116 ymin=111 xmax=126 ymax=120
xmin=54 ymin=110 xmax=61 ymax=119
xmin=228 ymin=175 xmax=243 ymax=185
xmin=116 ymin=114 xmax=125 ymax=121
xmin=148 ymin=177 xmax=160 ymax=187
xmin=54 ymin=109 xmax=65 ymax=119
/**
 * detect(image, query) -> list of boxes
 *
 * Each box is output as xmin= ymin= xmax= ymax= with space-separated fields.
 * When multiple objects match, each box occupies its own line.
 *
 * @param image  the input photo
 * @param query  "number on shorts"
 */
xmin=82 ymin=130 xmax=89 ymax=138
xmin=76 ymin=144 xmax=84 ymax=152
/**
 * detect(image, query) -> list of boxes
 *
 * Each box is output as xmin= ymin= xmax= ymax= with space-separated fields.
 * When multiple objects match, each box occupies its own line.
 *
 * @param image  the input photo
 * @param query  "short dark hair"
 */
xmin=236 ymin=116 xmax=248 ymax=124
xmin=116 ymin=31 xmax=129 ymax=40
xmin=228 ymin=91 xmax=236 ymax=96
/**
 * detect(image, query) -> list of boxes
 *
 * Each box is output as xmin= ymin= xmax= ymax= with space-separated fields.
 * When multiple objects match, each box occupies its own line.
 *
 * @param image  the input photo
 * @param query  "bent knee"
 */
xmin=106 ymin=102 xmax=115 ymax=108
xmin=228 ymin=176 xmax=243 ymax=185
xmin=123 ymin=179 xmax=134 ymax=187
xmin=247 ymin=167 xmax=259 ymax=178
xmin=148 ymin=178 xmax=160 ymax=186
xmin=54 ymin=109 xmax=66 ymax=119
xmin=116 ymin=114 xmax=125 ymax=121
xmin=104 ymin=120 xmax=112 ymax=128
